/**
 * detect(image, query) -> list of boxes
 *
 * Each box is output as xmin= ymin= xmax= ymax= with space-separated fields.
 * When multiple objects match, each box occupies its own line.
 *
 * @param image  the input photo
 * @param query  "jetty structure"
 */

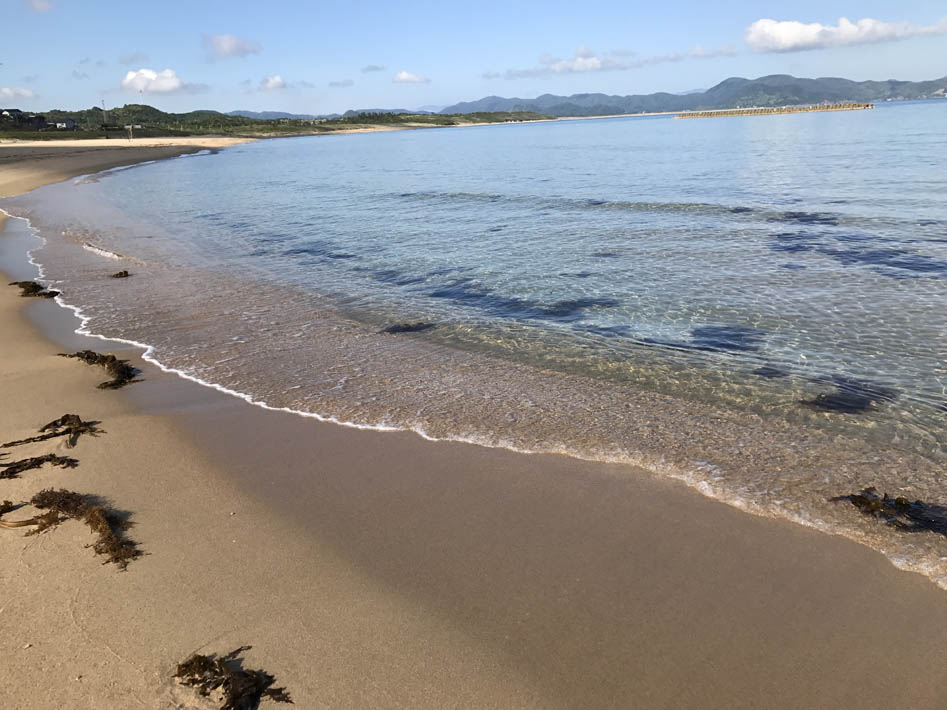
xmin=675 ymin=103 xmax=873 ymax=119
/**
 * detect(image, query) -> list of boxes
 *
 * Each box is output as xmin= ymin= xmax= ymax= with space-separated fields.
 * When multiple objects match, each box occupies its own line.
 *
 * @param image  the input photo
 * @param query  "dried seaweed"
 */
xmin=110 ymin=270 xmax=130 ymax=278
xmin=2 ymin=414 xmax=103 ymax=449
xmin=1 ymin=500 xmax=15 ymax=516
xmin=8 ymin=280 xmax=59 ymax=299
xmin=0 ymin=453 xmax=79 ymax=479
xmin=28 ymin=488 xmax=141 ymax=568
xmin=175 ymin=645 xmax=293 ymax=710
xmin=58 ymin=350 xmax=140 ymax=389
xmin=831 ymin=487 xmax=947 ymax=536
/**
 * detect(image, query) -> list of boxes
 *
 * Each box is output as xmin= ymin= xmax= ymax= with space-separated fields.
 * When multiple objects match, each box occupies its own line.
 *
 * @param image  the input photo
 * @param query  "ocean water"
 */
xmin=4 ymin=102 xmax=947 ymax=585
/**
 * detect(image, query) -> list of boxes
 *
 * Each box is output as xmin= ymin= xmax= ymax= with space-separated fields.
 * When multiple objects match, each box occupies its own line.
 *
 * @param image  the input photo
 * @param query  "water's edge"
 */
xmin=3 ymin=147 xmax=946 ymax=592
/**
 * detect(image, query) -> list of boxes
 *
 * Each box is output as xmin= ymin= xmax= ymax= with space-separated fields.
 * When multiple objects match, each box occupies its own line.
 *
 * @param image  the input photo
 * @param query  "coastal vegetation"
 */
xmin=0 ymin=103 xmax=550 ymax=141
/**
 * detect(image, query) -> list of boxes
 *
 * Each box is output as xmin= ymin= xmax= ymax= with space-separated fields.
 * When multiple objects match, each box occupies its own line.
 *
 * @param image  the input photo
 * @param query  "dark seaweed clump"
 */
xmin=801 ymin=376 xmax=899 ymax=414
xmin=0 ymin=453 xmax=78 ymax=479
xmin=28 ymin=488 xmax=141 ymax=568
xmin=2 ymin=414 xmax=102 ymax=449
xmin=831 ymin=488 xmax=947 ymax=536
xmin=110 ymin=270 xmax=131 ymax=278
xmin=8 ymin=280 xmax=59 ymax=299
xmin=380 ymin=322 xmax=437 ymax=334
xmin=175 ymin=645 xmax=293 ymax=710
xmin=59 ymin=350 xmax=140 ymax=389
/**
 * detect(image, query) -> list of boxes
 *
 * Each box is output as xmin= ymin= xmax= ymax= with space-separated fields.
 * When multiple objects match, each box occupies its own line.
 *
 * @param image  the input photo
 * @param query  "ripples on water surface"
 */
xmin=4 ymin=102 xmax=947 ymax=585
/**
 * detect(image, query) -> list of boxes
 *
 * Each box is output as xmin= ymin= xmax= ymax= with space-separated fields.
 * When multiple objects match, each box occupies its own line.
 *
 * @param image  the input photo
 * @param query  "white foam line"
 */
xmin=3 ymin=205 xmax=946 ymax=593
xmin=82 ymin=243 xmax=125 ymax=260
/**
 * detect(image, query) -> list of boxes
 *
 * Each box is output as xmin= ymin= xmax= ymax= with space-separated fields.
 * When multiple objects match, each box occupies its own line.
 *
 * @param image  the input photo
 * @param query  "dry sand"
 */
xmin=1 ymin=142 xmax=947 ymax=709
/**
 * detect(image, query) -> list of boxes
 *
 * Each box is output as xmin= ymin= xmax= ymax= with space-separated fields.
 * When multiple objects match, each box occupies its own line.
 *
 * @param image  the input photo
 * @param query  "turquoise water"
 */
xmin=4 ymin=101 xmax=947 ymax=585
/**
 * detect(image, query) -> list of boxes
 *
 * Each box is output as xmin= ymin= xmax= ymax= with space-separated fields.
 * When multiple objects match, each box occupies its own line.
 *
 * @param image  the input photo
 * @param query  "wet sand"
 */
xmin=2 ymin=144 xmax=947 ymax=708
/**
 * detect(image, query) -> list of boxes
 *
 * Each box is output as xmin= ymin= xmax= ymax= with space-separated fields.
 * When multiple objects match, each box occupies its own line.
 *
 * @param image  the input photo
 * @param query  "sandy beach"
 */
xmin=2 ymin=141 xmax=947 ymax=709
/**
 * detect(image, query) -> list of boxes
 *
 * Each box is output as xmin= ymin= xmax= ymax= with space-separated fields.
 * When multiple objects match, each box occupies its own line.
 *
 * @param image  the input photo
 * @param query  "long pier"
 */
xmin=675 ymin=103 xmax=873 ymax=119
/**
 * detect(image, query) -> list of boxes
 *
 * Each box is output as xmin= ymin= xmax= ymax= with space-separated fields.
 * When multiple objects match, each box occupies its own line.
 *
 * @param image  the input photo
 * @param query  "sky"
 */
xmin=3 ymin=0 xmax=946 ymax=115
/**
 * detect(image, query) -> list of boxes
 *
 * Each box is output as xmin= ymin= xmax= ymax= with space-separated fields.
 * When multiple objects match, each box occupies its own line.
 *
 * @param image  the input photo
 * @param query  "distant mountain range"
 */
xmin=439 ymin=74 xmax=947 ymax=116
xmin=228 ymin=110 xmax=331 ymax=120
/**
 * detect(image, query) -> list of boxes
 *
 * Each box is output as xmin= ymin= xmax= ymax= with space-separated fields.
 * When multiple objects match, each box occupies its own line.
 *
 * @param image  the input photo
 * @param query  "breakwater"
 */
xmin=676 ymin=103 xmax=873 ymax=119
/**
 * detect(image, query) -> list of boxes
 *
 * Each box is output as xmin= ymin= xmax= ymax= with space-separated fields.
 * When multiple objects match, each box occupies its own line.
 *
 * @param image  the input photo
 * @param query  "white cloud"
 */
xmin=0 ymin=87 xmax=36 ymax=100
xmin=493 ymin=44 xmax=735 ymax=80
xmin=121 ymin=68 xmax=203 ymax=94
xmin=204 ymin=34 xmax=261 ymax=60
xmin=260 ymin=75 xmax=286 ymax=91
xmin=329 ymin=79 xmax=354 ymax=88
xmin=746 ymin=17 xmax=947 ymax=52
xmin=28 ymin=0 xmax=52 ymax=12
xmin=393 ymin=71 xmax=430 ymax=84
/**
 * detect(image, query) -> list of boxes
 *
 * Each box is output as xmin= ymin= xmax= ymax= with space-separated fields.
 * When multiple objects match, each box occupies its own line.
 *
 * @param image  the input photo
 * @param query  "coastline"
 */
xmin=3 ymin=143 xmax=947 ymax=708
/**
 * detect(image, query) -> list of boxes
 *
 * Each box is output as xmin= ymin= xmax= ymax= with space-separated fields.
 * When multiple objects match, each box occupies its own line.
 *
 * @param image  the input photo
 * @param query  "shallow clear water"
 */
xmin=4 ymin=102 xmax=947 ymax=586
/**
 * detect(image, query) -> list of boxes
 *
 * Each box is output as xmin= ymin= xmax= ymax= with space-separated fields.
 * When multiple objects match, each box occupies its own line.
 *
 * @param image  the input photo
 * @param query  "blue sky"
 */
xmin=4 ymin=0 xmax=946 ymax=114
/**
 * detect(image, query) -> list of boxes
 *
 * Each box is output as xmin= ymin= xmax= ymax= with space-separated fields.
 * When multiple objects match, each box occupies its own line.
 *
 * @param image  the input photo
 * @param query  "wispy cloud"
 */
xmin=259 ymin=75 xmax=286 ymax=91
xmin=204 ymin=33 xmax=261 ymax=61
xmin=488 ymin=44 xmax=735 ymax=80
xmin=27 ymin=0 xmax=52 ymax=12
xmin=120 ymin=51 xmax=148 ymax=66
xmin=361 ymin=64 xmax=385 ymax=73
xmin=0 ymin=87 xmax=37 ymax=99
xmin=746 ymin=17 xmax=947 ymax=52
xmin=71 ymin=70 xmax=89 ymax=80
xmin=121 ymin=68 xmax=206 ymax=94
xmin=393 ymin=71 xmax=430 ymax=84
xmin=329 ymin=79 xmax=354 ymax=88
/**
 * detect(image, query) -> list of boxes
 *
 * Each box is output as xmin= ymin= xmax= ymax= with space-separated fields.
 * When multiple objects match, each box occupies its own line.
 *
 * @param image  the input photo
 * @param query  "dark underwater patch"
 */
xmin=769 ymin=211 xmax=839 ymax=226
xmin=640 ymin=325 xmax=767 ymax=355
xmin=691 ymin=326 xmax=766 ymax=352
xmin=370 ymin=269 xmax=426 ymax=286
xmin=753 ymin=365 xmax=790 ymax=378
xmin=559 ymin=271 xmax=594 ymax=278
xmin=592 ymin=251 xmax=620 ymax=258
xmin=380 ymin=322 xmax=437 ymax=334
xmin=816 ymin=245 xmax=947 ymax=276
xmin=427 ymin=279 xmax=619 ymax=322
xmin=586 ymin=199 xmax=607 ymax=206
xmin=729 ymin=206 xmax=753 ymax=214
xmin=779 ymin=263 xmax=806 ymax=270
xmin=801 ymin=375 xmax=899 ymax=414
xmin=487 ymin=226 xmax=505 ymax=233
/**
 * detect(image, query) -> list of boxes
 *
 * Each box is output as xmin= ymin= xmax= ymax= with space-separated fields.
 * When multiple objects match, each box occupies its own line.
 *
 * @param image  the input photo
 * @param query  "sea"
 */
xmin=3 ymin=100 xmax=947 ymax=586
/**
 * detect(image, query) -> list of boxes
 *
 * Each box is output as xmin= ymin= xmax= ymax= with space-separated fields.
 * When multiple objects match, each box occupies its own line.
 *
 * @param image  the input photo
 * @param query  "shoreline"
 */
xmin=3 ymin=142 xmax=947 ymax=707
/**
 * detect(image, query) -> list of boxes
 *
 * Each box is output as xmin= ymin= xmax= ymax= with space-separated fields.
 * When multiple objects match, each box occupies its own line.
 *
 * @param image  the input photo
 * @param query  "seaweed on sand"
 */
xmin=25 ymin=488 xmax=141 ymax=568
xmin=1 ymin=414 xmax=103 ymax=449
xmin=831 ymin=487 xmax=947 ymax=536
xmin=110 ymin=270 xmax=130 ymax=278
xmin=0 ymin=453 xmax=79 ymax=479
xmin=8 ymin=281 xmax=60 ymax=299
xmin=58 ymin=350 xmax=140 ymax=389
xmin=175 ymin=645 xmax=293 ymax=710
